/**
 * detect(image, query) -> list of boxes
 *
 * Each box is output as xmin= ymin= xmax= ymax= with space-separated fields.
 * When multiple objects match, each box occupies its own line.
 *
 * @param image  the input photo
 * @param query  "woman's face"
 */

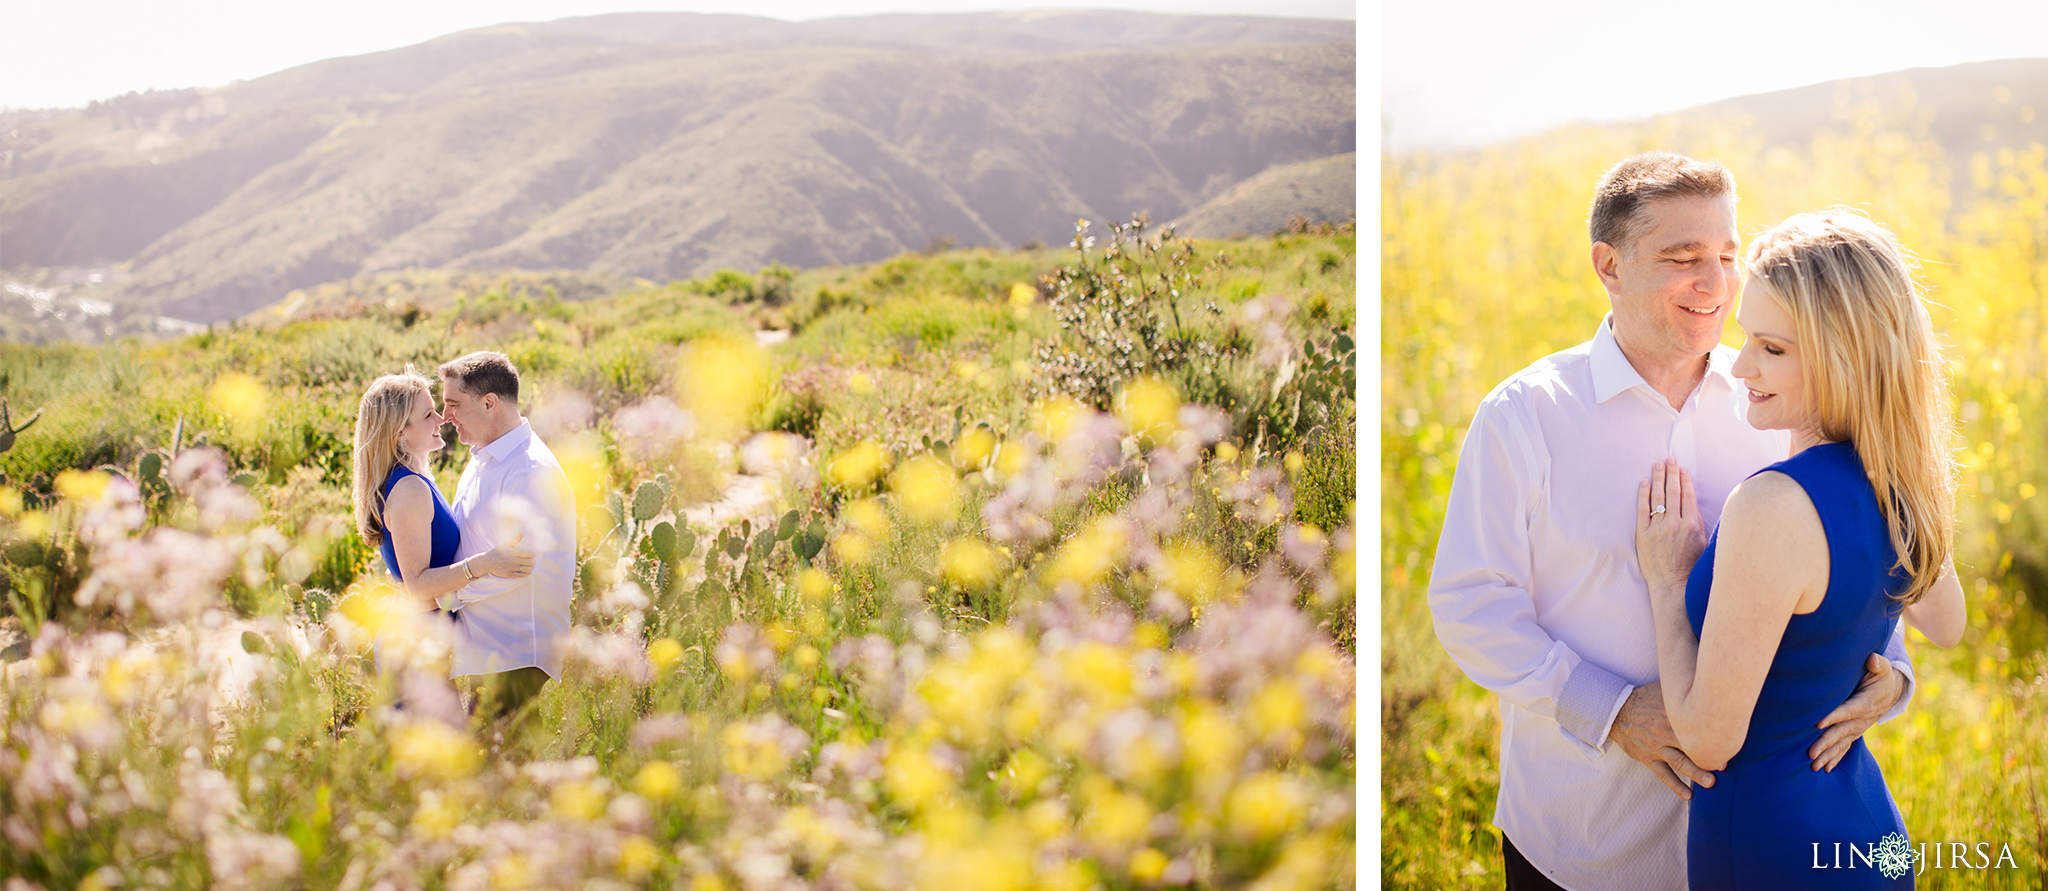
xmin=398 ymin=392 xmax=445 ymax=460
xmin=1731 ymin=279 xmax=1815 ymax=440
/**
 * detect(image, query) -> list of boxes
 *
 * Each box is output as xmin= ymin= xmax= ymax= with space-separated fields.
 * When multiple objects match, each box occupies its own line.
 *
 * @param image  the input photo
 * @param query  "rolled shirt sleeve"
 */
xmin=1428 ymin=395 xmax=1629 ymax=759
xmin=1879 ymin=620 xmax=1915 ymax=724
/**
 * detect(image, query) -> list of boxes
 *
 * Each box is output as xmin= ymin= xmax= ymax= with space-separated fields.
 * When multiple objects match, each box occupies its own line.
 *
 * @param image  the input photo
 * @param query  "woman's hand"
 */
xmin=1636 ymin=458 xmax=1707 ymax=595
xmin=468 ymin=532 xmax=535 ymax=580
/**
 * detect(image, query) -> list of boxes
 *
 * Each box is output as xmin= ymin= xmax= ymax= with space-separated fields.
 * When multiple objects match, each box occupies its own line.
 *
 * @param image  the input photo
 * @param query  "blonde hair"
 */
xmin=352 ymin=367 xmax=435 ymax=545
xmin=1744 ymin=208 xmax=1956 ymax=605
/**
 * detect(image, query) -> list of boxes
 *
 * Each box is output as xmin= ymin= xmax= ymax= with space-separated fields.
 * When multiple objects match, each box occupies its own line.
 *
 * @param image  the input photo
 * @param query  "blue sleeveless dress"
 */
xmin=1684 ymin=441 xmax=1912 ymax=889
xmin=378 ymin=464 xmax=461 ymax=580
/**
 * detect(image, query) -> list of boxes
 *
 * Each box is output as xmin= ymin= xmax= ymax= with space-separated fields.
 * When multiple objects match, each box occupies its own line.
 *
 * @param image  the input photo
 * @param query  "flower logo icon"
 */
xmin=1873 ymin=832 xmax=1919 ymax=879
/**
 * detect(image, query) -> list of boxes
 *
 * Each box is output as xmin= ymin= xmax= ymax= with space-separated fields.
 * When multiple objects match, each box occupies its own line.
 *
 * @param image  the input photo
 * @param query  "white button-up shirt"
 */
xmin=447 ymin=419 xmax=577 ymax=679
xmin=1428 ymin=315 xmax=1914 ymax=891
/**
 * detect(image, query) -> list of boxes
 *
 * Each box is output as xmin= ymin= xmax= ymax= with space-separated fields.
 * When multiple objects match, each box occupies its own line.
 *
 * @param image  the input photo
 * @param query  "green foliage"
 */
xmin=1033 ymin=215 xmax=1212 ymax=409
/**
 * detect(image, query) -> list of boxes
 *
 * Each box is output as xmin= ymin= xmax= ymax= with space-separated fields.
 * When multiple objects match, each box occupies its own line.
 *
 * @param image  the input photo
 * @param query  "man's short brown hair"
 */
xmin=1589 ymin=152 xmax=1736 ymax=256
xmin=439 ymin=351 xmax=520 ymax=403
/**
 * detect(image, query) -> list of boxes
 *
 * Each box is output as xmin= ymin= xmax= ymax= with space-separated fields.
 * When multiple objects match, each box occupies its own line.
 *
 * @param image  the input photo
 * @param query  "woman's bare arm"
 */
xmin=384 ymin=476 xmax=481 ymax=606
xmin=1639 ymin=466 xmax=1826 ymax=771
xmin=1903 ymin=564 xmax=1965 ymax=648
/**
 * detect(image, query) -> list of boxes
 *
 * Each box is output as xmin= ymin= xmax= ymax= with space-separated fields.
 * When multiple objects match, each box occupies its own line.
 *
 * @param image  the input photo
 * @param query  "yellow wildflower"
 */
xmin=553 ymin=432 xmax=610 ymax=520
xmin=1034 ymin=396 xmax=1087 ymax=441
xmin=1226 ymin=772 xmax=1310 ymax=840
xmin=1158 ymin=541 xmax=1227 ymax=606
xmin=942 ymin=537 xmax=1001 ymax=587
xmin=885 ymin=745 xmax=953 ymax=811
xmin=797 ymin=567 xmax=832 ymax=603
xmin=829 ymin=441 xmax=888 ymax=489
xmin=1079 ymin=775 xmax=1152 ymax=850
xmin=54 ymin=469 xmax=111 ymax=504
xmin=390 ymin=722 xmax=479 ymax=781
xmin=618 ymin=835 xmax=662 ymax=880
xmin=831 ymin=534 xmax=872 ymax=565
xmin=891 ymin=455 xmax=959 ymax=523
xmin=210 ymin=372 xmax=266 ymax=436
xmin=1038 ymin=860 xmax=1096 ymax=891
xmin=1250 ymin=680 xmax=1309 ymax=750
xmin=846 ymin=498 xmax=890 ymax=539
xmin=1117 ymin=376 xmax=1180 ymax=441
xmin=1003 ymin=749 xmax=1051 ymax=800
xmin=648 ymin=638 xmax=685 ymax=673
xmin=633 ymin=761 xmax=681 ymax=802
xmin=1129 ymin=848 xmax=1170 ymax=882
xmin=1042 ymin=519 xmax=1128 ymax=589
xmin=551 ymin=780 xmax=606 ymax=821
xmin=679 ymin=333 xmax=771 ymax=442
xmin=1024 ymin=799 xmax=1071 ymax=840
xmin=955 ymin=427 xmax=998 ymax=470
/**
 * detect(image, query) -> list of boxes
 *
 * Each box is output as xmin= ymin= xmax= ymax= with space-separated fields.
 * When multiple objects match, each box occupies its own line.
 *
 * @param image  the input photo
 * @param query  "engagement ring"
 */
xmin=1652 ymin=504 xmax=1667 ymax=516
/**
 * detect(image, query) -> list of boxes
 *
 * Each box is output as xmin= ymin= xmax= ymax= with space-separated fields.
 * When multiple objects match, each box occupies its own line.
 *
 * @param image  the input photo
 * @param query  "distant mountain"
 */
xmin=0 ymin=11 xmax=1355 ymax=327
xmin=1694 ymin=58 xmax=2048 ymax=161
xmin=1172 ymin=151 xmax=1354 ymax=237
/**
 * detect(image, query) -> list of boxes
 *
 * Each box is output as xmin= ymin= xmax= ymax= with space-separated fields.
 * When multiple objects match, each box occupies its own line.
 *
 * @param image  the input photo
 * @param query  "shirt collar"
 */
xmin=1590 ymin=313 xmax=1738 ymax=404
xmin=474 ymin=418 xmax=532 ymax=464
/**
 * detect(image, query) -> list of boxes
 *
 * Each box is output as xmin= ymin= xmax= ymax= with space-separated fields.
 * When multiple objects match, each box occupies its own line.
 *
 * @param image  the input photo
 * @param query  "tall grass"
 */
xmin=0 ymin=232 xmax=1357 ymax=890
xmin=1384 ymin=93 xmax=2048 ymax=888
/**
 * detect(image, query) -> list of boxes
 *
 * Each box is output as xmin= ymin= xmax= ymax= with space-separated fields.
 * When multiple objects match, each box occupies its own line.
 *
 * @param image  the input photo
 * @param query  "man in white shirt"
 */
xmin=438 ymin=351 xmax=577 ymax=721
xmin=1428 ymin=152 xmax=1915 ymax=891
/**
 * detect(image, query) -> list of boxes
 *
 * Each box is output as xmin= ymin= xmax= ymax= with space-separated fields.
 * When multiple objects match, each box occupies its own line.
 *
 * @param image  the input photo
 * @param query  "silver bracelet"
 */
xmin=461 ymin=559 xmax=477 ymax=581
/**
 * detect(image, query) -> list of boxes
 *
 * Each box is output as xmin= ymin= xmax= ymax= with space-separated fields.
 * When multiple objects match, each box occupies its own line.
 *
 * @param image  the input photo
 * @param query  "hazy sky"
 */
xmin=1386 ymin=0 xmax=2048 ymax=151
xmin=6 ymin=0 xmax=1357 ymax=110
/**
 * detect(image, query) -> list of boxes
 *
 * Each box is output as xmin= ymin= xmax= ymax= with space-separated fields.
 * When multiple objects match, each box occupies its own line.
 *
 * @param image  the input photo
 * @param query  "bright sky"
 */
xmin=1385 ymin=0 xmax=2048 ymax=152
xmin=5 ymin=1 xmax=1356 ymax=110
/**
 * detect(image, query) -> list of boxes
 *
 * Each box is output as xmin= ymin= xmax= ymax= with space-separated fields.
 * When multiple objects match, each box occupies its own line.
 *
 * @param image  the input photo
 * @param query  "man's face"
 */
xmin=1597 ymin=194 xmax=1741 ymax=361
xmin=439 ymin=378 xmax=489 ymax=447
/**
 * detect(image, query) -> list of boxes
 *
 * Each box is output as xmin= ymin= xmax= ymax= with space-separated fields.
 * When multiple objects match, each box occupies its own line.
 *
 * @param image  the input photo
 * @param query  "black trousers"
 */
xmin=465 ymin=666 xmax=550 ymax=721
xmin=1502 ymin=834 xmax=1569 ymax=891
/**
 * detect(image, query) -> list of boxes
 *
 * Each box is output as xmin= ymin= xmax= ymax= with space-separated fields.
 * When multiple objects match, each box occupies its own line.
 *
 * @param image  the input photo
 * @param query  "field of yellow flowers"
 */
xmin=1384 ymin=96 xmax=2048 ymax=888
xmin=0 ymin=224 xmax=1357 ymax=890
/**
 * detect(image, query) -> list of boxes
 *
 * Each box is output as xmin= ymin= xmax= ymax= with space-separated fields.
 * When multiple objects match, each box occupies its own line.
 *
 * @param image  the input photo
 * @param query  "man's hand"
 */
xmin=1609 ymin=682 xmax=1715 ymax=799
xmin=1810 ymin=653 xmax=1903 ymax=772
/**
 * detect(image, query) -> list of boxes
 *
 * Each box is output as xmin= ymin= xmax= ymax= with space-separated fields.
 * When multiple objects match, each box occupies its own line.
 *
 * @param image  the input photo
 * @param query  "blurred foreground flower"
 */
xmin=829 ymin=441 xmax=887 ymax=490
xmin=210 ymin=371 xmax=267 ymax=437
xmin=53 ymin=469 xmax=110 ymax=503
xmin=891 ymin=455 xmax=959 ymax=524
xmin=680 ymin=333 xmax=771 ymax=442
xmin=1117 ymin=376 xmax=1181 ymax=443
xmin=390 ymin=721 xmax=480 ymax=781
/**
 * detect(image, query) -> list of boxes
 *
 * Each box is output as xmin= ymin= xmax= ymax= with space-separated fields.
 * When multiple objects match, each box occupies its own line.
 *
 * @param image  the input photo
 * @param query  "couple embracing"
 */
xmin=348 ymin=352 xmax=577 ymax=720
xmin=1431 ymin=153 xmax=1968 ymax=889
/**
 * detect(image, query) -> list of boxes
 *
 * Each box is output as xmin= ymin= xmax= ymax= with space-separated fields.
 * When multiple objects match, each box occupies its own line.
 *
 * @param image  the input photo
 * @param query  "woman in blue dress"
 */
xmin=1635 ymin=209 xmax=1967 ymax=889
xmin=351 ymin=367 xmax=532 ymax=613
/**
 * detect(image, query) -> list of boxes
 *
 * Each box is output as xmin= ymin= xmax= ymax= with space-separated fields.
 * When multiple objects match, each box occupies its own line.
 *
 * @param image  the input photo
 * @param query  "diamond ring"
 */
xmin=1651 ymin=504 xmax=1667 ymax=516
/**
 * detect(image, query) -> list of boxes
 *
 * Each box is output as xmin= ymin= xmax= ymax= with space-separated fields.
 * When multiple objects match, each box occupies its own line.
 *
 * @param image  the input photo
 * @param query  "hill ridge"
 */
xmin=0 ymin=11 xmax=1355 ymax=330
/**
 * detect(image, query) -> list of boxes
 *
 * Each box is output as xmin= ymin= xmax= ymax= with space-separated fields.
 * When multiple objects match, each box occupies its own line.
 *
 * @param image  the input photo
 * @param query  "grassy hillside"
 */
xmin=0 ymin=12 xmax=1354 ymax=328
xmin=1173 ymin=152 xmax=1356 ymax=238
xmin=0 ymin=227 xmax=1356 ymax=888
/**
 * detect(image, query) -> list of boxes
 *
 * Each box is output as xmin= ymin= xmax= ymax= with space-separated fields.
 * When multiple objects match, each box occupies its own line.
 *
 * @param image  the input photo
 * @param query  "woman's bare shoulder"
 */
xmin=384 ymin=474 xmax=432 ymax=514
xmin=1719 ymin=470 xmax=1826 ymax=573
